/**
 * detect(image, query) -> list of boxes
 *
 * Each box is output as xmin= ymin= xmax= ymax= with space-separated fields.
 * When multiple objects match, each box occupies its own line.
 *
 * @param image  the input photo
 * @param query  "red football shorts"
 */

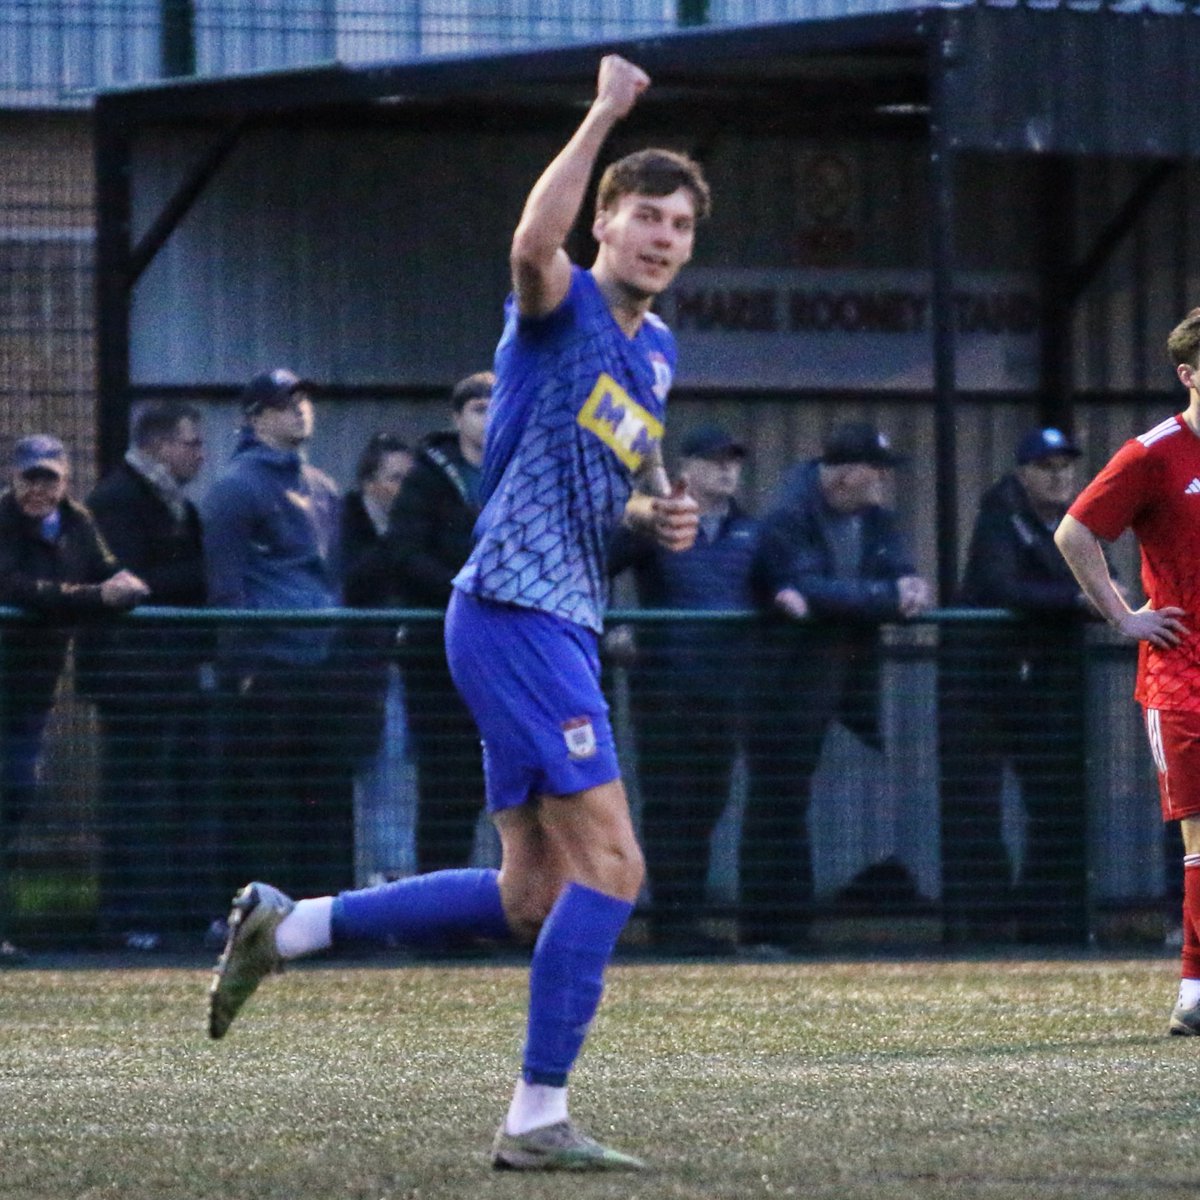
xmin=1145 ymin=707 xmax=1200 ymax=822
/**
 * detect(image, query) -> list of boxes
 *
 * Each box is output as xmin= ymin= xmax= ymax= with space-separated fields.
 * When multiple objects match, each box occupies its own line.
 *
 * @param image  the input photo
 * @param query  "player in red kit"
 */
xmin=1056 ymin=307 xmax=1200 ymax=1035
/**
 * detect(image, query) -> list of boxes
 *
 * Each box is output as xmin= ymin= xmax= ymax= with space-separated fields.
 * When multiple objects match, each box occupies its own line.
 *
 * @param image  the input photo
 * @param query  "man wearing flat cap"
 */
xmin=941 ymin=425 xmax=1100 ymax=945
xmin=202 ymin=370 xmax=352 ymax=902
xmin=741 ymin=421 xmax=932 ymax=954
xmin=609 ymin=423 xmax=758 ymax=953
xmin=0 ymin=435 xmax=150 ymax=957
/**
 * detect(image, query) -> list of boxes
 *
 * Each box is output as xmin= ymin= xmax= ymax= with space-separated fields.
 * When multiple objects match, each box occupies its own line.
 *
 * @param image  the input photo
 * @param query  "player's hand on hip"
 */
xmin=596 ymin=55 xmax=650 ymax=119
xmin=651 ymin=480 xmax=699 ymax=552
xmin=1117 ymin=602 xmax=1189 ymax=649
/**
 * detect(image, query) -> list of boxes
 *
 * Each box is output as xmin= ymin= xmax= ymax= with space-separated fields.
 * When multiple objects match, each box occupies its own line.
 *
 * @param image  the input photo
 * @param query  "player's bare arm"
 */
xmin=510 ymin=55 xmax=649 ymax=318
xmin=1055 ymin=513 xmax=1189 ymax=649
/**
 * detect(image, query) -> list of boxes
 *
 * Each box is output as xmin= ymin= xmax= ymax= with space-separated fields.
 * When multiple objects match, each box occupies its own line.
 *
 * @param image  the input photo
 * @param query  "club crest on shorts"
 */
xmin=562 ymin=716 xmax=597 ymax=760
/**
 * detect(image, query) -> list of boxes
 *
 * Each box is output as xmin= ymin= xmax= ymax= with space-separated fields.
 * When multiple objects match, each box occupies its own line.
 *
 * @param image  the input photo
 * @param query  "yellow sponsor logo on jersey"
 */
xmin=577 ymin=373 xmax=663 ymax=472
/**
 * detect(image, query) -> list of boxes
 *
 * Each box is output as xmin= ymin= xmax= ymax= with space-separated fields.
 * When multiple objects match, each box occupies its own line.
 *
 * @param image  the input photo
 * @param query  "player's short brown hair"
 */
xmin=596 ymin=148 xmax=711 ymax=222
xmin=1167 ymin=308 xmax=1200 ymax=368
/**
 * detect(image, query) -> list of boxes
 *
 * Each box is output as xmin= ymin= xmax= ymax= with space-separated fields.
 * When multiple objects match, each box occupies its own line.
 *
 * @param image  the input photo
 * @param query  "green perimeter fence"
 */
xmin=0 ymin=607 xmax=1169 ymax=953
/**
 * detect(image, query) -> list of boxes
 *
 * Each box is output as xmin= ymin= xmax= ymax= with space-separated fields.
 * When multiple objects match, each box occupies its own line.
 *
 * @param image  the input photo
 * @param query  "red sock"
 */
xmin=1182 ymin=855 xmax=1200 ymax=980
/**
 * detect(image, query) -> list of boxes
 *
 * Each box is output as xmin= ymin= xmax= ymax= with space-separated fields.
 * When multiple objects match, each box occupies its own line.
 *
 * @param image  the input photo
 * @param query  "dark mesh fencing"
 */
xmin=0 ymin=607 xmax=1164 ymax=952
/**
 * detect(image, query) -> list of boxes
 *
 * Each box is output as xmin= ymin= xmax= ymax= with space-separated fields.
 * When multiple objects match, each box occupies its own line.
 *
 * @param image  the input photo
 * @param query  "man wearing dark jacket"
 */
xmin=609 ymin=425 xmax=757 ymax=952
xmin=743 ymin=422 xmax=932 ymax=952
xmin=940 ymin=426 xmax=1096 ymax=944
xmin=202 ymin=370 xmax=350 ymax=900
xmin=386 ymin=371 xmax=491 ymax=873
xmin=0 ymin=434 xmax=149 ymax=955
xmin=84 ymin=401 xmax=208 ymax=947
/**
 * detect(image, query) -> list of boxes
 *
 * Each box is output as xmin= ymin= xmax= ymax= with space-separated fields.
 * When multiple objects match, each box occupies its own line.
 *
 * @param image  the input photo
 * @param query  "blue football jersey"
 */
xmin=453 ymin=266 xmax=676 ymax=632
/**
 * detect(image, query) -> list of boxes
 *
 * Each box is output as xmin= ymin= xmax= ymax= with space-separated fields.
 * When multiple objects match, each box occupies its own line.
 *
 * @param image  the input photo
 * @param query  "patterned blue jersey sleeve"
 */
xmin=454 ymin=266 xmax=676 ymax=633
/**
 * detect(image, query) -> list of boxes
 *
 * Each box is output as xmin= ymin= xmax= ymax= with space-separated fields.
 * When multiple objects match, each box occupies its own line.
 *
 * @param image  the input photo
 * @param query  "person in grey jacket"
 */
xmin=742 ymin=422 xmax=932 ymax=952
xmin=202 ymin=370 xmax=352 ymax=901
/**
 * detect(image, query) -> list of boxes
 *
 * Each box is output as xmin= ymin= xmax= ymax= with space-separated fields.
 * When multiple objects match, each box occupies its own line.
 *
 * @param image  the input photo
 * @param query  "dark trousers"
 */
xmin=1 ymin=705 xmax=52 ymax=927
xmin=738 ymin=625 xmax=856 ymax=946
xmin=939 ymin=634 xmax=1088 ymax=943
xmin=215 ymin=664 xmax=356 ymax=902
xmin=95 ymin=694 xmax=219 ymax=935
xmin=404 ymin=647 xmax=484 ymax=874
xmin=741 ymin=699 xmax=829 ymax=946
xmin=631 ymin=667 xmax=739 ymax=935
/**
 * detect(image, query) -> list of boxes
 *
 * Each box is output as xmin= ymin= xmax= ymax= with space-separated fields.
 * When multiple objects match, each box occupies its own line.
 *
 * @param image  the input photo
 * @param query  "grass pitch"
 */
xmin=1 ymin=955 xmax=1198 ymax=1199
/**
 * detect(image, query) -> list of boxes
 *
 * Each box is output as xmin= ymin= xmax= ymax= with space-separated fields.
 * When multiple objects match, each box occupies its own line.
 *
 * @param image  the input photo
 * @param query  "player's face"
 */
xmin=13 ymin=465 xmax=68 ymax=519
xmin=593 ymin=188 xmax=697 ymax=299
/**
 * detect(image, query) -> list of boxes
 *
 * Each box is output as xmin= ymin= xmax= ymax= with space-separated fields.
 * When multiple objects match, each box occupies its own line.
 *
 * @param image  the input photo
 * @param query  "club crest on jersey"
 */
xmin=578 ymin=372 xmax=664 ymax=472
xmin=649 ymin=351 xmax=672 ymax=401
xmin=562 ymin=716 xmax=597 ymax=760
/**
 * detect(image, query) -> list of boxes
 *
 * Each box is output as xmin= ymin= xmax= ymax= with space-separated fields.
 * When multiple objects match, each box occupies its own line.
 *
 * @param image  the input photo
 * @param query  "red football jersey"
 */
xmin=1069 ymin=414 xmax=1200 ymax=712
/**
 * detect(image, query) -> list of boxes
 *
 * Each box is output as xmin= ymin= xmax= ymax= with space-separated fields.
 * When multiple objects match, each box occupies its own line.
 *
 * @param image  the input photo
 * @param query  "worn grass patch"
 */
xmin=1 ymin=958 xmax=1197 ymax=1199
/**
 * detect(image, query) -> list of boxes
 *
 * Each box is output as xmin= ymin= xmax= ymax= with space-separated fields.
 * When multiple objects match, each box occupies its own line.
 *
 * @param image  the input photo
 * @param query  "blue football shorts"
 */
xmin=445 ymin=589 xmax=620 ymax=812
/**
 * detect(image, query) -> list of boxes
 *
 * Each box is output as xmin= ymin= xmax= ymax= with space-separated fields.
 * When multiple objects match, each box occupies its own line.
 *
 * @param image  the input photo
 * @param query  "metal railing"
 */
xmin=0 ymin=606 xmax=1167 ymax=952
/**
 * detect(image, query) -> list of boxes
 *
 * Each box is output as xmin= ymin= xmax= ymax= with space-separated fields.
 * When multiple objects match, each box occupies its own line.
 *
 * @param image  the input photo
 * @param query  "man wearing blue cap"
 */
xmin=0 ymin=434 xmax=149 ymax=958
xmin=610 ymin=423 xmax=757 ymax=953
xmin=202 ymin=371 xmax=352 ymax=903
xmin=941 ymin=426 xmax=1099 ymax=945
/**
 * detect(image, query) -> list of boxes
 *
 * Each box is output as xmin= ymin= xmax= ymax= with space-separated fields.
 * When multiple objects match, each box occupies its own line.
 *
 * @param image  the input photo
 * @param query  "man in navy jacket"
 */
xmin=610 ymin=425 xmax=757 ymax=952
xmin=743 ymin=422 xmax=932 ymax=952
xmin=202 ymin=370 xmax=352 ymax=902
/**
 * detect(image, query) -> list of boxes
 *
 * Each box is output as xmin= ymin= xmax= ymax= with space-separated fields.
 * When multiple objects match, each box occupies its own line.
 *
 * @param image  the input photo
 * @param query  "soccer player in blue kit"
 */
xmin=207 ymin=55 xmax=708 ymax=1171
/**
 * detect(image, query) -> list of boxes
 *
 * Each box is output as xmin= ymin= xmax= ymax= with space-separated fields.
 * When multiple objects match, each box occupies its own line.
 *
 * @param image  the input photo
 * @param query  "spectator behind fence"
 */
xmin=202 ymin=369 xmax=354 ymax=902
xmin=0 ymin=435 xmax=150 ymax=959
xmin=341 ymin=432 xmax=415 ymax=883
xmin=940 ymin=427 xmax=1100 ymax=945
xmin=384 ymin=373 xmax=491 ymax=873
xmin=341 ymin=433 xmax=413 ymax=606
xmin=81 ymin=401 xmax=209 ymax=950
xmin=609 ymin=424 xmax=757 ymax=954
xmin=743 ymin=422 xmax=933 ymax=954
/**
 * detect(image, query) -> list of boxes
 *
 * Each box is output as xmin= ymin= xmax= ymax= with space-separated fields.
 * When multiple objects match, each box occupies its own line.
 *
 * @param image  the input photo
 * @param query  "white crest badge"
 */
xmin=562 ymin=716 xmax=597 ymax=760
xmin=649 ymin=351 xmax=672 ymax=401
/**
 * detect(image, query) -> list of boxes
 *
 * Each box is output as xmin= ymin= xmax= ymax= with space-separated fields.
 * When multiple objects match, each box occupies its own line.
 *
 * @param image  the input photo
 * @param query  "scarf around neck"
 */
xmin=125 ymin=446 xmax=188 ymax=525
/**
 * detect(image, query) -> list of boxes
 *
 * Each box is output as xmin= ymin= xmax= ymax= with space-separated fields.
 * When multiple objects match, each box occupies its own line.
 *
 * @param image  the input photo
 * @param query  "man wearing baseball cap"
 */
xmin=610 ymin=423 xmax=756 ymax=954
xmin=741 ymin=422 xmax=931 ymax=954
xmin=202 ymin=369 xmax=351 ymax=903
xmin=0 ymin=434 xmax=150 ymax=958
xmin=941 ymin=426 xmax=1098 ymax=946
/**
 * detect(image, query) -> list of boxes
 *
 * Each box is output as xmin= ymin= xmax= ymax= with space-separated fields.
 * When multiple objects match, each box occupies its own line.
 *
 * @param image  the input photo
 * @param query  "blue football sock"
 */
xmin=523 ymin=882 xmax=634 ymax=1087
xmin=331 ymin=868 xmax=510 ymax=947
